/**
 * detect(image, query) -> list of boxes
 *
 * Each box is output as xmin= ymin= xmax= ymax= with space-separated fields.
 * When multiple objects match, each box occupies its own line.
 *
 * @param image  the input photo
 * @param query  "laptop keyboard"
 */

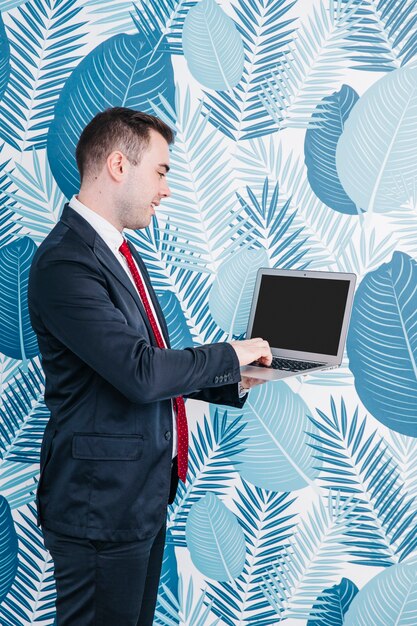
xmin=256 ymin=357 xmax=325 ymax=372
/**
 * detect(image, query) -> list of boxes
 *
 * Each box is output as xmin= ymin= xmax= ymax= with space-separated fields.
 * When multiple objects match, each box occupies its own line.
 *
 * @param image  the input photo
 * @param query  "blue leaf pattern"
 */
xmin=347 ymin=251 xmax=417 ymax=437
xmin=0 ymin=497 xmax=18 ymax=604
xmin=186 ymin=491 xmax=246 ymax=581
xmin=344 ymin=556 xmax=417 ymax=626
xmin=182 ymin=0 xmax=245 ymax=90
xmin=336 ymin=65 xmax=417 ymax=214
xmin=209 ymin=246 xmax=269 ymax=336
xmin=0 ymin=1 xmax=417 ymax=624
xmin=201 ymin=0 xmax=296 ymax=140
xmin=157 ymin=290 xmax=194 ymax=348
xmin=0 ymin=0 xmax=28 ymax=9
xmin=219 ymin=381 xmax=321 ymax=491
xmin=307 ymin=578 xmax=359 ymax=626
xmin=157 ymin=531 xmax=179 ymax=625
xmin=307 ymin=397 xmax=417 ymax=567
xmin=305 ymin=85 xmax=359 ymax=215
xmin=0 ymin=14 xmax=10 ymax=103
xmin=343 ymin=0 xmax=417 ymax=71
xmin=0 ymin=236 xmax=39 ymax=361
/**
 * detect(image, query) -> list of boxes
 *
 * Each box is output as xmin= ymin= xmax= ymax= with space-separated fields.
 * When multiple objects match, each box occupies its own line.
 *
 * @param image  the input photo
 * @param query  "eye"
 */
xmin=158 ymin=171 xmax=165 ymax=178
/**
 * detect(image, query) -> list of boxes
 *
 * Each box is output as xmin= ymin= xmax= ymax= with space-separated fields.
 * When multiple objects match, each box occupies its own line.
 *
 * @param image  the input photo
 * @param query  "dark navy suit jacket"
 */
xmin=28 ymin=205 xmax=246 ymax=541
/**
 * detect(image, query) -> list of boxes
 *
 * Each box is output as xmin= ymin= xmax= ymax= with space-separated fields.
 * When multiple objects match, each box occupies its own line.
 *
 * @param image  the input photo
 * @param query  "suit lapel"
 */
xmin=60 ymin=204 xmax=169 ymax=345
xmin=93 ymin=237 xmax=159 ymax=343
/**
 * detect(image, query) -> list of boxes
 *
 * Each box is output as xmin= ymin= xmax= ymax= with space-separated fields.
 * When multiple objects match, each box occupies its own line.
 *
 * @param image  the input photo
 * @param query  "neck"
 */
xmin=77 ymin=188 xmax=123 ymax=233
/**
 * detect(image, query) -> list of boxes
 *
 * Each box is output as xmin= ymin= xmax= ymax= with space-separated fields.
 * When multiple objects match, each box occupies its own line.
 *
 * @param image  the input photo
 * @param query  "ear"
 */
xmin=106 ymin=150 xmax=128 ymax=182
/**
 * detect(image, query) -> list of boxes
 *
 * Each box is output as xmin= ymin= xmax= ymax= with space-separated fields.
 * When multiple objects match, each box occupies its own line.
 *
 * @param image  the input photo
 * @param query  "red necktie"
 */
xmin=119 ymin=239 xmax=188 ymax=482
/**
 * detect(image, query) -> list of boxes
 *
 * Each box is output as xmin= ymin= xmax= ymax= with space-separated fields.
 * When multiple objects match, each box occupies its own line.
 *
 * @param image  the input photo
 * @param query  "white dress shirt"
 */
xmin=69 ymin=195 xmax=178 ymax=458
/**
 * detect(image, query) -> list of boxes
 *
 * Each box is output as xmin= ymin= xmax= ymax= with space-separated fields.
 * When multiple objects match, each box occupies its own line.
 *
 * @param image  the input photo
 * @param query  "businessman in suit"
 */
xmin=28 ymin=107 xmax=272 ymax=625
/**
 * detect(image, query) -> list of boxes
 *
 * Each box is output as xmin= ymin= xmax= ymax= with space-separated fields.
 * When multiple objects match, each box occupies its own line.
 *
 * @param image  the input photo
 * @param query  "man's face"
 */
xmin=117 ymin=129 xmax=171 ymax=230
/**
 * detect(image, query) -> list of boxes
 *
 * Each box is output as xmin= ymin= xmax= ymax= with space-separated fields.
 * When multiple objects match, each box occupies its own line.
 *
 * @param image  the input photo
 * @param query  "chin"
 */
xmin=134 ymin=219 xmax=151 ymax=231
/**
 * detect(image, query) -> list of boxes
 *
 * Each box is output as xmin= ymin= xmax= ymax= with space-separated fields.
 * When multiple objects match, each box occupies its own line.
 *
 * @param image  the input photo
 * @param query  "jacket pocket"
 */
xmin=72 ymin=433 xmax=143 ymax=461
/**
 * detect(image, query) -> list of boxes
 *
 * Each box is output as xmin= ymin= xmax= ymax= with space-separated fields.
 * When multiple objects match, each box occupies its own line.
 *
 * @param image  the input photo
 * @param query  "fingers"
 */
xmin=252 ymin=338 xmax=272 ymax=365
xmin=228 ymin=338 xmax=273 ymax=367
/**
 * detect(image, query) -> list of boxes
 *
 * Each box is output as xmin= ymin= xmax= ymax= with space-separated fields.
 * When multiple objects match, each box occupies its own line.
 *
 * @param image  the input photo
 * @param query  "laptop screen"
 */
xmin=250 ymin=274 xmax=351 ymax=356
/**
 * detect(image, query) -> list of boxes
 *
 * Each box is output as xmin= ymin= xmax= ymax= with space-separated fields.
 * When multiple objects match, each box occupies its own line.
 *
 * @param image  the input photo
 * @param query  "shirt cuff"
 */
xmin=238 ymin=382 xmax=249 ymax=398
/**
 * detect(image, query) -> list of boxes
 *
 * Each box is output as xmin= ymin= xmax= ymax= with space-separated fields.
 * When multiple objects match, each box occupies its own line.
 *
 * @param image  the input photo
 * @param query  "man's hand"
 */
xmin=240 ymin=375 xmax=266 ymax=391
xmin=229 ymin=337 xmax=273 ymax=367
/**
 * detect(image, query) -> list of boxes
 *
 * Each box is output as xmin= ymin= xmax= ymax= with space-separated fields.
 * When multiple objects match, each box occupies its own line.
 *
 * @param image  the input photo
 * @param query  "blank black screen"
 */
xmin=251 ymin=275 xmax=350 ymax=356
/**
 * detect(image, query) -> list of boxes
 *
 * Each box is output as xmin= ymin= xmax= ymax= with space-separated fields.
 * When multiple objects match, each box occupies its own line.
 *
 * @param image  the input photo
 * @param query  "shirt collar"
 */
xmin=69 ymin=195 xmax=125 ymax=253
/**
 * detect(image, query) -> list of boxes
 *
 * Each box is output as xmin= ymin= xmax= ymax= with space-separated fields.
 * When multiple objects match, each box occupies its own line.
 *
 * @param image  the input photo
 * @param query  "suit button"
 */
xmin=165 ymin=431 xmax=171 ymax=441
xmin=214 ymin=376 xmax=219 ymax=383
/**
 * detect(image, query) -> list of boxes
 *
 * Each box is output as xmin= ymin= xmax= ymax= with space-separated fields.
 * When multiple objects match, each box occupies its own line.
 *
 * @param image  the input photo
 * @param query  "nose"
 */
xmin=161 ymin=179 xmax=171 ymax=199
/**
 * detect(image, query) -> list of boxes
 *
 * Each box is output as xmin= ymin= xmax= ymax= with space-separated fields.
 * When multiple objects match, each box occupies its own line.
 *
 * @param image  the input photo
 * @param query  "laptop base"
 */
xmin=240 ymin=362 xmax=335 ymax=381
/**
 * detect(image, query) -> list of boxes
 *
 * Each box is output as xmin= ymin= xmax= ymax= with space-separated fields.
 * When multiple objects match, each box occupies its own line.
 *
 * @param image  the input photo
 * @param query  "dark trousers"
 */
xmin=43 ymin=518 xmax=166 ymax=626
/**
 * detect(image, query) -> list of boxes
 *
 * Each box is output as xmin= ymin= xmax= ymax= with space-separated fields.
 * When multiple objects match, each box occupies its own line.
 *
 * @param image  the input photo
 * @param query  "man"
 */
xmin=28 ymin=107 xmax=272 ymax=625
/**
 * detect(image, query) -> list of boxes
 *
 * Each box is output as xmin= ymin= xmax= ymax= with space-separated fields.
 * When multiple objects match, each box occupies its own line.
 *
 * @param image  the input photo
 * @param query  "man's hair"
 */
xmin=75 ymin=107 xmax=175 ymax=181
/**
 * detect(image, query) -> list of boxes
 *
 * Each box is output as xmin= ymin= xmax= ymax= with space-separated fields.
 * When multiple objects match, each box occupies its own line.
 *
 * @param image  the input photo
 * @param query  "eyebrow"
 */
xmin=158 ymin=163 xmax=170 ymax=173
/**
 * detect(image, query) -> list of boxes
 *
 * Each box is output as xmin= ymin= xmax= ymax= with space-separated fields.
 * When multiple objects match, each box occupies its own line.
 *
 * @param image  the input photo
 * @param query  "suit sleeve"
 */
xmin=29 ymin=256 xmax=242 ymax=404
xmin=186 ymin=384 xmax=248 ymax=408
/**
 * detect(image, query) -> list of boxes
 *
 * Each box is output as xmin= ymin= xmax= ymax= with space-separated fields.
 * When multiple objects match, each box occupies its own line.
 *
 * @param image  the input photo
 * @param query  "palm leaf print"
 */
xmin=344 ymin=0 xmax=417 ymax=71
xmin=201 ymin=0 xmax=297 ymax=140
xmin=308 ymin=397 xmax=417 ymax=565
xmin=228 ymin=382 xmax=321 ymax=492
xmin=209 ymin=246 xmax=269 ymax=337
xmin=387 ymin=432 xmax=417 ymax=517
xmin=0 ymin=13 xmax=10 ymax=103
xmin=335 ymin=64 xmax=417 ymax=215
xmin=0 ymin=504 xmax=55 ymax=625
xmin=168 ymin=409 xmax=246 ymax=546
xmin=206 ymin=481 xmax=297 ymax=626
xmin=0 ymin=496 xmax=18 ymax=606
xmin=261 ymin=493 xmax=357 ymax=621
xmin=0 ymin=361 xmax=48 ymax=510
xmin=0 ymin=0 xmax=86 ymax=151
xmin=305 ymin=85 xmax=359 ymax=214
xmin=0 ymin=155 xmax=23 ymax=247
xmin=233 ymin=137 xmax=359 ymax=270
xmin=155 ymin=576 xmax=220 ymax=626
xmin=4 ymin=149 xmax=65 ymax=242
xmin=151 ymin=87 xmax=253 ymax=274
xmin=236 ymin=177 xmax=310 ymax=267
xmin=0 ymin=236 xmax=39 ymax=361
xmin=259 ymin=0 xmax=361 ymax=129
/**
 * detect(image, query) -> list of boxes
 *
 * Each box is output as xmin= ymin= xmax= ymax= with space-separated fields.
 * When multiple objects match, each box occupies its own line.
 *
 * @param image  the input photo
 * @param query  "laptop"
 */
xmin=241 ymin=268 xmax=356 ymax=381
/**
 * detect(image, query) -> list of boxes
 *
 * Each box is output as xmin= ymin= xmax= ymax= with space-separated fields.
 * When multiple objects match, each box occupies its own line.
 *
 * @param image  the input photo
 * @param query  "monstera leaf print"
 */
xmin=344 ymin=556 xmax=417 ymax=625
xmin=305 ymin=85 xmax=359 ymax=215
xmin=336 ymin=65 xmax=417 ymax=214
xmin=182 ymin=0 xmax=245 ymax=90
xmin=222 ymin=381 xmax=320 ymax=491
xmin=185 ymin=492 xmax=246 ymax=581
xmin=347 ymin=251 xmax=417 ymax=437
